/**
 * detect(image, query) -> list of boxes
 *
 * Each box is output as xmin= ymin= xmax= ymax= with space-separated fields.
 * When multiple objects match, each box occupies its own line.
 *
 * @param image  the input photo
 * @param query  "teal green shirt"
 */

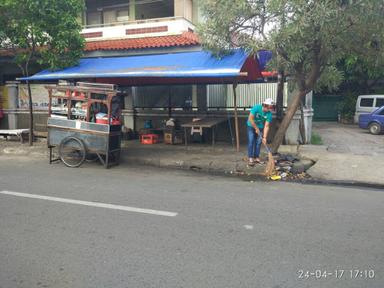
xmin=247 ymin=104 xmax=272 ymax=128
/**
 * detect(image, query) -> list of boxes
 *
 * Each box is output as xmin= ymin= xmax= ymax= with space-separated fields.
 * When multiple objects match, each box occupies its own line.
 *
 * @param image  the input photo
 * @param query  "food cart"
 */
xmin=46 ymin=82 xmax=122 ymax=168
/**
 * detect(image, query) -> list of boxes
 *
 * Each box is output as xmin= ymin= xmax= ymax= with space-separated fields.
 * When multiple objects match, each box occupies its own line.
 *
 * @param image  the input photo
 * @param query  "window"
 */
xmin=360 ymin=98 xmax=374 ymax=107
xmin=136 ymin=0 xmax=174 ymax=20
xmin=379 ymin=109 xmax=384 ymax=115
xmin=86 ymin=0 xmax=130 ymax=26
xmin=116 ymin=9 xmax=129 ymax=22
xmin=375 ymin=98 xmax=384 ymax=107
xmin=103 ymin=10 xmax=117 ymax=24
xmin=87 ymin=11 xmax=102 ymax=26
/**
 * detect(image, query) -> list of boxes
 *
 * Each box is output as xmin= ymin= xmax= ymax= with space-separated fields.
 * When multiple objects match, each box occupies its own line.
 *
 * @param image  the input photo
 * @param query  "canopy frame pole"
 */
xmin=168 ymin=87 xmax=171 ymax=118
xmin=232 ymin=82 xmax=240 ymax=152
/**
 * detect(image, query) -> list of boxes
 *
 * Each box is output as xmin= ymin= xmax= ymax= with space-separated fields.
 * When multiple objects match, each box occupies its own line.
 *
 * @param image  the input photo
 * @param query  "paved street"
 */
xmin=0 ymin=157 xmax=383 ymax=288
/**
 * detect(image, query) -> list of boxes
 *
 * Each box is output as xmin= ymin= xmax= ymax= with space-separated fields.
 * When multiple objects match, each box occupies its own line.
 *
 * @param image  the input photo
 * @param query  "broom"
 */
xmin=264 ymin=144 xmax=275 ymax=177
xmin=260 ymin=131 xmax=275 ymax=177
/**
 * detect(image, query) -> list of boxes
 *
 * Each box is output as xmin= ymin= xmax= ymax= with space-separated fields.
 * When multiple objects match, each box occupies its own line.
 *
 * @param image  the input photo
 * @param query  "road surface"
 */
xmin=0 ymin=157 xmax=383 ymax=288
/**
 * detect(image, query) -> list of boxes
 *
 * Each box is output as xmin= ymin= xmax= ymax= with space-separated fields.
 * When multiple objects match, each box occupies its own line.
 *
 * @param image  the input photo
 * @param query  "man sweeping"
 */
xmin=246 ymin=98 xmax=275 ymax=166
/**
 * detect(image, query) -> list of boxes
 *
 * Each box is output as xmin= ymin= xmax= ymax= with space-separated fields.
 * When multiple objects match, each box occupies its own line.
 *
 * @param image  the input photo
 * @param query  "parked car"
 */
xmin=354 ymin=95 xmax=384 ymax=123
xmin=358 ymin=105 xmax=384 ymax=134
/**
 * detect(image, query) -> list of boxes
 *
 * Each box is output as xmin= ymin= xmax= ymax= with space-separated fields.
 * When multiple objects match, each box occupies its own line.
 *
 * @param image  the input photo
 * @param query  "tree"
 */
xmin=322 ymin=52 xmax=384 ymax=122
xmin=338 ymin=52 xmax=384 ymax=95
xmin=0 ymin=0 xmax=85 ymax=145
xmin=197 ymin=0 xmax=384 ymax=152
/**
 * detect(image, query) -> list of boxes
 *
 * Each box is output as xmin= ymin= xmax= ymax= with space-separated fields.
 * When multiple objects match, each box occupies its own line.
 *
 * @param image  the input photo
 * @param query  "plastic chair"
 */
xmin=190 ymin=118 xmax=203 ymax=136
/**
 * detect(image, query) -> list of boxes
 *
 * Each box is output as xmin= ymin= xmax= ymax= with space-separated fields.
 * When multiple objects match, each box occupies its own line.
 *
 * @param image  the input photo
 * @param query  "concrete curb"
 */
xmin=1 ymin=142 xmax=384 ymax=189
xmin=121 ymin=154 xmax=265 ymax=177
xmin=294 ymin=177 xmax=384 ymax=191
xmin=121 ymin=154 xmax=384 ymax=189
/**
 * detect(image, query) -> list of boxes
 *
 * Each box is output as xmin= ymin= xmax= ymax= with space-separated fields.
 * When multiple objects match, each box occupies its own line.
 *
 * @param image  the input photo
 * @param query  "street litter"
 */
xmin=270 ymin=175 xmax=281 ymax=181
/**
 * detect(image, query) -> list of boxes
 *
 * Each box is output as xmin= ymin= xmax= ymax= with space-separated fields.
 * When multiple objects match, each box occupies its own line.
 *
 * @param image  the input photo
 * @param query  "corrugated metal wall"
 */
xmin=133 ymin=83 xmax=288 ymax=109
xmin=206 ymin=84 xmax=227 ymax=107
xmin=208 ymin=82 xmax=288 ymax=108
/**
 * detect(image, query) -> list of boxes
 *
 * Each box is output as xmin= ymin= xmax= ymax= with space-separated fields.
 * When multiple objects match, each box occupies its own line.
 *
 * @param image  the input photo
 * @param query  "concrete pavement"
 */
xmin=0 ymin=121 xmax=383 ymax=187
xmin=299 ymin=145 xmax=384 ymax=186
xmin=301 ymin=122 xmax=384 ymax=186
xmin=0 ymin=138 xmax=297 ymax=180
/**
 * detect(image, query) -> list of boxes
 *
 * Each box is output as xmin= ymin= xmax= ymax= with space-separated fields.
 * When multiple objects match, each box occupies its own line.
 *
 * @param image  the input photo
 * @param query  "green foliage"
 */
xmin=315 ymin=66 xmax=344 ymax=93
xmin=198 ymin=0 xmax=384 ymax=93
xmin=337 ymin=52 xmax=384 ymax=95
xmin=311 ymin=132 xmax=323 ymax=145
xmin=0 ymin=0 xmax=85 ymax=74
xmin=336 ymin=92 xmax=357 ymax=120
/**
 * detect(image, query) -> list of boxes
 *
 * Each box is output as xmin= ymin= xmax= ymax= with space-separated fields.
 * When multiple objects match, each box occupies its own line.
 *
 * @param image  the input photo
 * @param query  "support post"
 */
xmin=168 ymin=88 xmax=171 ymax=118
xmin=5 ymin=81 xmax=19 ymax=130
xmin=129 ymin=0 xmax=136 ymax=21
xmin=26 ymin=80 xmax=34 ymax=146
xmin=232 ymin=83 xmax=240 ymax=152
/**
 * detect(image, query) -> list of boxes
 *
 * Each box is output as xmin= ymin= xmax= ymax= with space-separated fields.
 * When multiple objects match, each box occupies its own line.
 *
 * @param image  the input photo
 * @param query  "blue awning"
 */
xmin=19 ymin=49 xmax=262 ymax=82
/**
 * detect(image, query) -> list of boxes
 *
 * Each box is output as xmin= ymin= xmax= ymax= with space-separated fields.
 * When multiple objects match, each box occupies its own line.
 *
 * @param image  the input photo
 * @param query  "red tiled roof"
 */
xmin=85 ymin=32 xmax=200 ymax=51
xmin=0 ymin=32 xmax=200 ymax=56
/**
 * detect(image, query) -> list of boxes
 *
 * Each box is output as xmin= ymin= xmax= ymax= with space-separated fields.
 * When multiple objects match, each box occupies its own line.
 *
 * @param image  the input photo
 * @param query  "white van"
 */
xmin=354 ymin=95 xmax=384 ymax=123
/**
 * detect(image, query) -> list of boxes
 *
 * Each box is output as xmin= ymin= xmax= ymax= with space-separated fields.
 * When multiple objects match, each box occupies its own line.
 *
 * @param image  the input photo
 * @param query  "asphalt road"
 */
xmin=0 ymin=156 xmax=383 ymax=288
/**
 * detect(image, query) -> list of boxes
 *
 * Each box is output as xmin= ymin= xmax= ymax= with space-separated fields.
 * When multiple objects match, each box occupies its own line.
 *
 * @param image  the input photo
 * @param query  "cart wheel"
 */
xmin=85 ymin=153 xmax=99 ymax=163
xmin=59 ymin=136 xmax=86 ymax=168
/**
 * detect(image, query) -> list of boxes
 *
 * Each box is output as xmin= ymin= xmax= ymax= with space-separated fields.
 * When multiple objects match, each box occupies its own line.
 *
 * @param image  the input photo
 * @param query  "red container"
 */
xmin=140 ymin=134 xmax=159 ymax=144
xmin=96 ymin=118 xmax=121 ymax=125
xmin=111 ymin=118 xmax=121 ymax=125
xmin=96 ymin=118 xmax=109 ymax=124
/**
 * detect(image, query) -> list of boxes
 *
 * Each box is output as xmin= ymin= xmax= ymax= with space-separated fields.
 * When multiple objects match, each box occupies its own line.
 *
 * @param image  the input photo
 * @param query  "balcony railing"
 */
xmin=81 ymin=16 xmax=195 ymax=41
xmin=83 ymin=16 xmax=192 ymax=29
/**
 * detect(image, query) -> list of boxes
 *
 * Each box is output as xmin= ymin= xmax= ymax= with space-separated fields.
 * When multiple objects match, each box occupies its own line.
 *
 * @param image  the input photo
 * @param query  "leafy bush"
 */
xmin=336 ymin=92 xmax=357 ymax=120
xmin=311 ymin=132 xmax=323 ymax=145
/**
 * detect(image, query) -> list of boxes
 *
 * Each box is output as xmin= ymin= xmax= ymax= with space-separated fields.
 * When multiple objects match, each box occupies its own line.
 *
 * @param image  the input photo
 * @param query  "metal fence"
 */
xmin=133 ymin=82 xmax=288 ymax=110
xmin=208 ymin=82 xmax=288 ymax=109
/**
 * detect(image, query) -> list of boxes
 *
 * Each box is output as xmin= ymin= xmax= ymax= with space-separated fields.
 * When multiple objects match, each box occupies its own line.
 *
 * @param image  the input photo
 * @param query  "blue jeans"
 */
xmin=247 ymin=126 xmax=263 ymax=159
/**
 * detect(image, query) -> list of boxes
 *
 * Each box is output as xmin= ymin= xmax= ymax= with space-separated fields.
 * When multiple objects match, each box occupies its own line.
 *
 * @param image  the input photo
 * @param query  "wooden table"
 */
xmin=181 ymin=118 xmax=227 ymax=147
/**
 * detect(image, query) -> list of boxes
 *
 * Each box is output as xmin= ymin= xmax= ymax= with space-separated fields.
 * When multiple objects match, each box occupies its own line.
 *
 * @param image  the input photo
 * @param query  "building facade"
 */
xmin=0 ymin=0 xmax=312 ymax=144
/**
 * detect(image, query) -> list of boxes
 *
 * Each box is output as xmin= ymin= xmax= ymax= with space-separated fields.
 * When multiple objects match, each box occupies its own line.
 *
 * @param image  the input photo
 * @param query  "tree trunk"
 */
xmin=299 ymin=101 xmax=306 ymax=144
xmin=271 ymin=89 xmax=307 ymax=153
xmin=27 ymin=80 xmax=34 ymax=146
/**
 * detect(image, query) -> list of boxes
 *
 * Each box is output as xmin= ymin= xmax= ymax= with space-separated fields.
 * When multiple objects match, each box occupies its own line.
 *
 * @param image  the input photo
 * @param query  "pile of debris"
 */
xmin=271 ymin=154 xmax=314 ymax=181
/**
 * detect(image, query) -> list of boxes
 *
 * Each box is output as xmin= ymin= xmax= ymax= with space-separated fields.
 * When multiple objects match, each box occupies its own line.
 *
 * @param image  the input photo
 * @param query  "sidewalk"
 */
xmin=298 ymin=145 xmax=384 ymax=186
xmin=120 ymin=141 xmax=302 ymax=180
xmin=0 ymin=138 xmax=302 ymax=181
xmin=1 ymin=132 xmax=383 ymax=187
xmin=303 ymin=122 xmax=384 ymax=187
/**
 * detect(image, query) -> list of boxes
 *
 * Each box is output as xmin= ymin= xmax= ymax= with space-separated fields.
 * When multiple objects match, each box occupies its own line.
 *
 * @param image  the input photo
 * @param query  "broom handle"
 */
xmin=259 ymin=130 xmax=272 ymax=153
